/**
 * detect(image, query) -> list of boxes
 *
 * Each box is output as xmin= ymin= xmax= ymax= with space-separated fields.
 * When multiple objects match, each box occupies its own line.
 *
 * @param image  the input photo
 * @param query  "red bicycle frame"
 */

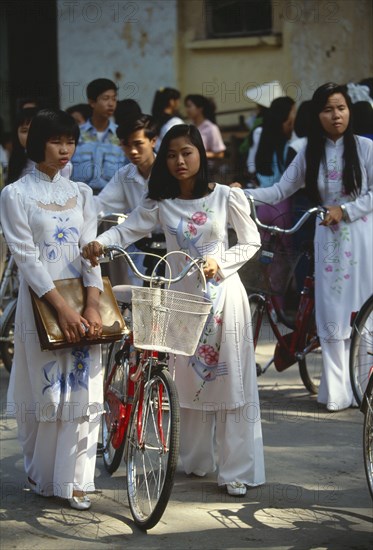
xmin=251 ymin=273 xmax=319 ymax=373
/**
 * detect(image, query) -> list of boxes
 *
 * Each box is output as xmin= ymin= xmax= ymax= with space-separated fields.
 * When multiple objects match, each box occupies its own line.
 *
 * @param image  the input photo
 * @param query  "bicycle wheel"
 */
xmin=363 ymin=377 xmax=373 ymax=500
xmin=101 ymin=339 xmax=129 ymax=474
xmin=0 ymin=299 xmax=16 ymax=373
xmin=350 ymin=295 xmax=373 ymax=406
xmin=298 ymin=308 xmax=322 ymax=394
xmin=126 ymin=365 xmax=180 ymax=530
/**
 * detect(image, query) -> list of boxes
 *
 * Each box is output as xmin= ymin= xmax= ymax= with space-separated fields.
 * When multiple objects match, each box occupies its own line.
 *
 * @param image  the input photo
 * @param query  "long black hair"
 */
xmin=148 ymin=124 xmax=209 ymax=200
xmin=255 ymin=96 xmax=295 ymax=176
xmin=305 ymin=82 xmax=362 ymax=204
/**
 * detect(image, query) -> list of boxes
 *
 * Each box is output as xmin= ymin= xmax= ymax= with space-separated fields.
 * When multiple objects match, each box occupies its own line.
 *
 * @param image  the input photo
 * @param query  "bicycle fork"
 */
xmin=136 ymin=351 xmax=168 ymax=453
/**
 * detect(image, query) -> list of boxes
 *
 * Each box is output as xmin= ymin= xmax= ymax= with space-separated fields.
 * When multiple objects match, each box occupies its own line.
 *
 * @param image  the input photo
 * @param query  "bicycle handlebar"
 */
xmin=97 ymin=212 xmax=128 ymax=224
xmin=101 ymin=244 xmax=205 ymax=285
xmin=247 ymin=195 xmax=326 ymax=235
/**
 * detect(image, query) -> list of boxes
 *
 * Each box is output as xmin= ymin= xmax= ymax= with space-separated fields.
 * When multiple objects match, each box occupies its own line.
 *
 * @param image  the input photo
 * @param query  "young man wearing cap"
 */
xmin=71 ymin=78 xmax=127 ymax=193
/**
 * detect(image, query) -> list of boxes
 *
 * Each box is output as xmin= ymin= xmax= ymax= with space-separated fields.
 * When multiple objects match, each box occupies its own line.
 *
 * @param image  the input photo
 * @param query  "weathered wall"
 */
xmin=56 ymin=0 xmax=372 ymax=123
xmin=178 ymin=0 xmax=373 ymax=124
xmin=285 ymin=0 xmax=373 ymax=100
xmin=57 ymin=0 xmax=178 ymax=112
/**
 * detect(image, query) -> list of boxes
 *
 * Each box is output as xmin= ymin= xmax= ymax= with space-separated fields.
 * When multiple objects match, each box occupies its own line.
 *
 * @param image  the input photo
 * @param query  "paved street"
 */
xmin=0 ymin=337 xmax=372 ymax=550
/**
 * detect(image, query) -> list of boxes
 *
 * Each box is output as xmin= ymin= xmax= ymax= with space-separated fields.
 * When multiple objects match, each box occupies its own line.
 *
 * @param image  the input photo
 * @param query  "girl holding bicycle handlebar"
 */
xmin=83 ymin=124 xmax=265 ymax=497
xmin=244 ymin=83 xmax=373 ymax=412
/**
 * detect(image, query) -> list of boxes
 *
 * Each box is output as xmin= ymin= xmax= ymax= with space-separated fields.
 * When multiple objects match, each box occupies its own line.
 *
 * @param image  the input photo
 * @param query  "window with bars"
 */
xmin=205 ymin=0 xmax=272 ymax=38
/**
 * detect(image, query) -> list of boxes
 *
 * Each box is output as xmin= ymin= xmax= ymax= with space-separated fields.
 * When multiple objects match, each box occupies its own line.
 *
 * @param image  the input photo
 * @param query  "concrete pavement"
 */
xmin=0 ymin=338 xmax=372 ymax=550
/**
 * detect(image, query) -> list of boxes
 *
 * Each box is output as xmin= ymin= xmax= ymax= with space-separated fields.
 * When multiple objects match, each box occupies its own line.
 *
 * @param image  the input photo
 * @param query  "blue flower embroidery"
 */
xmin=42 ymin=348 xmax=90 ymax=395
xmin=53 ymin=226 xmax=70 ymax=244
xmin=69 ymin=347 xmax=90 ymax=390
xmin=42 ymin=361 xmax=67 ymax=394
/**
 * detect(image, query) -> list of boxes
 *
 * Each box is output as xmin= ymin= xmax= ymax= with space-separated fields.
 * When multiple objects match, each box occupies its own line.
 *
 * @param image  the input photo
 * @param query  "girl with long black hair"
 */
xmin=83 ymin=124 xmax=265 ymax=496
xmin=245 ymin=83 xmax=373 ymax=412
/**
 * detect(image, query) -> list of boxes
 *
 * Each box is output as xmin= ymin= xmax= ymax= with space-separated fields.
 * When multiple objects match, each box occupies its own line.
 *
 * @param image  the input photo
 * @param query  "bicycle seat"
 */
xmin=112 ymin=285 xmax=133 ymax=304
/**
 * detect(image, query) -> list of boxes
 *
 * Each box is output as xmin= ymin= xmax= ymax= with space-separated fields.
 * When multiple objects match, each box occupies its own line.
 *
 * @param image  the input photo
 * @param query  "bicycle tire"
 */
xmin=363 ymin=376 xmax=373 ymax=500
xmin=0 ymin=298 xmax=16 ymax=373
xmin=126 ymin=365 xmax=180 ymax=530
xmin=298 ymin=307 xmax=322 ymax=394
xmin=350 ymin=294 xmax=373 ymax=406
xmin=101 ymin=339 xmax=129 ymax=474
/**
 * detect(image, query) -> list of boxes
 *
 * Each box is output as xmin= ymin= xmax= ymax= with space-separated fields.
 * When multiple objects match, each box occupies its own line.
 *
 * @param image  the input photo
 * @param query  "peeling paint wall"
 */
xmin=57 ymin=0 xmax=178 ymax=112
xmin=285 ymin=0 xmax=373 ymax=96
xmin=56 ymin=0 xmax=372 ymax=125
xmin=178 ymin=0 xmax=373 ymax=124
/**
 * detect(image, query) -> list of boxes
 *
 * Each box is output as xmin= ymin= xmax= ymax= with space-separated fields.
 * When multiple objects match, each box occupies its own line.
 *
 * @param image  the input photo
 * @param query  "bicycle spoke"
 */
xmin=101 ymin=340 xmax=129 ymax=474
xmin=126 ymin=367 xmax=179 ymax=529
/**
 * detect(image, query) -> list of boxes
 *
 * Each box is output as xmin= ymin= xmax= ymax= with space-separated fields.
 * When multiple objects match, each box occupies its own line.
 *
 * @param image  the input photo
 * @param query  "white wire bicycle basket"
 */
xmin=130 ymin=251 xmax=212 ymax=356
xmin=131 ymin=286 xmax=212 ymax=356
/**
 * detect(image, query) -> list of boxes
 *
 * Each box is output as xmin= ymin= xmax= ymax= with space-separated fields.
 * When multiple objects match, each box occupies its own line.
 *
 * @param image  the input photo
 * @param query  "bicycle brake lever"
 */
xmin=318 ymin=207 xmax=327 ymax=221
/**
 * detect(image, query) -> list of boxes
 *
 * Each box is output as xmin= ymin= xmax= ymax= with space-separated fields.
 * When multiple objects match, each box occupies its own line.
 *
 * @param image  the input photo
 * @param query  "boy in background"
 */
xmin=71 ymin=78 xmax=126 ymax=193
xmin=95 ymin=114 xmax=164 ymax=285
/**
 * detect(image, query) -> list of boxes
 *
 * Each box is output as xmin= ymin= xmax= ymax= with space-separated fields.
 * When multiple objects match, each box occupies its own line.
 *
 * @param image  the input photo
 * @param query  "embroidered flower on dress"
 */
xmin=197 ymin=344 xmax=215 ymax=358
xmin=204 ymin=350 xmax=219 ymax=365
xmin=42 ymin=361 xmax=67 ymax=394
xmin=69 ymin=348 xmax=90 ymax=390
xmin=53 ymin=226 xmax=70 ymax=244
xmin=325 ymin=265 xmax=333 ymax=272
xmin=191 ymin=212 xmax=207 ymax=226
xmin=187 ymin=222 xmax=197 ymax=236
xmin=42 ymin=349 xmax=90 ymax=395
xmin=328 ymin=170 xmax=341 ymax=180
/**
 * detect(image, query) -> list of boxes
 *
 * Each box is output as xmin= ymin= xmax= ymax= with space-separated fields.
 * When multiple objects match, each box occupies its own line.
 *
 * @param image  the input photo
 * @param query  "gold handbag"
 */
xmin=30 ymin=276 xmax=126 ymax=351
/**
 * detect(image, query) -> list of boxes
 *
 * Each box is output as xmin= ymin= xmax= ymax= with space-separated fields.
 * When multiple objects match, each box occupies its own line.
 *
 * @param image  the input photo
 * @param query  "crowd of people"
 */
xmin=0 ymin=76 xmax=372 ymax=511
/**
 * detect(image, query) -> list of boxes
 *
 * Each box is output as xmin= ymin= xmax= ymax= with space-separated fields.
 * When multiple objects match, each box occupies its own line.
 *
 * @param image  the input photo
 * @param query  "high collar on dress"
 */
xmin=23 ymin=168 xmax=79 ymax=206
xmin=325 ymin=136 xmax=344 ymax=148
xmin=34 ymin=167 xmax=64 ymax=184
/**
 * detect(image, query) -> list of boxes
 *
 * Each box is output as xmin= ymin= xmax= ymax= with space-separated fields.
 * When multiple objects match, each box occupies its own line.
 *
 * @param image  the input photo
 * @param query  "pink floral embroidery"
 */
xmin=362 ymin=216 xmax=368 ymax=222
xmin=187 ymin=222 xmax=197 ymax=236
xmin=325 ymin=265 xmax=333 ymax=272
xmin=192 ymin=212 xmax=207 ymax=226
xmin=328 ymin=170 xmax=342 ymax=181
xmin=345 ymin=251 xmax=352 ymax=258
xmin=197 ymin=344 xmax=214 ymax=358
xmin=214 ymin=314 xmax=223 ymax=325
xmin=344 ymin=274 xmax=350 ymax=279
xmin=204 ymin=350 xmax=219 ymax=365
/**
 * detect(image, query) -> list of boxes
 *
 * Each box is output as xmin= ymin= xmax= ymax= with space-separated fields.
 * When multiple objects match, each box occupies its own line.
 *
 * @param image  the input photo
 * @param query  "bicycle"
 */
xmin=361 ymin=371 xmax=373 ymax=500
xmin=242 ymin=197 xmax=326 ymax=394
xmin=349 ymin=294 xmax=373 ymax=407
xmin=99 ymin=245 xmax=211 ymax=530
